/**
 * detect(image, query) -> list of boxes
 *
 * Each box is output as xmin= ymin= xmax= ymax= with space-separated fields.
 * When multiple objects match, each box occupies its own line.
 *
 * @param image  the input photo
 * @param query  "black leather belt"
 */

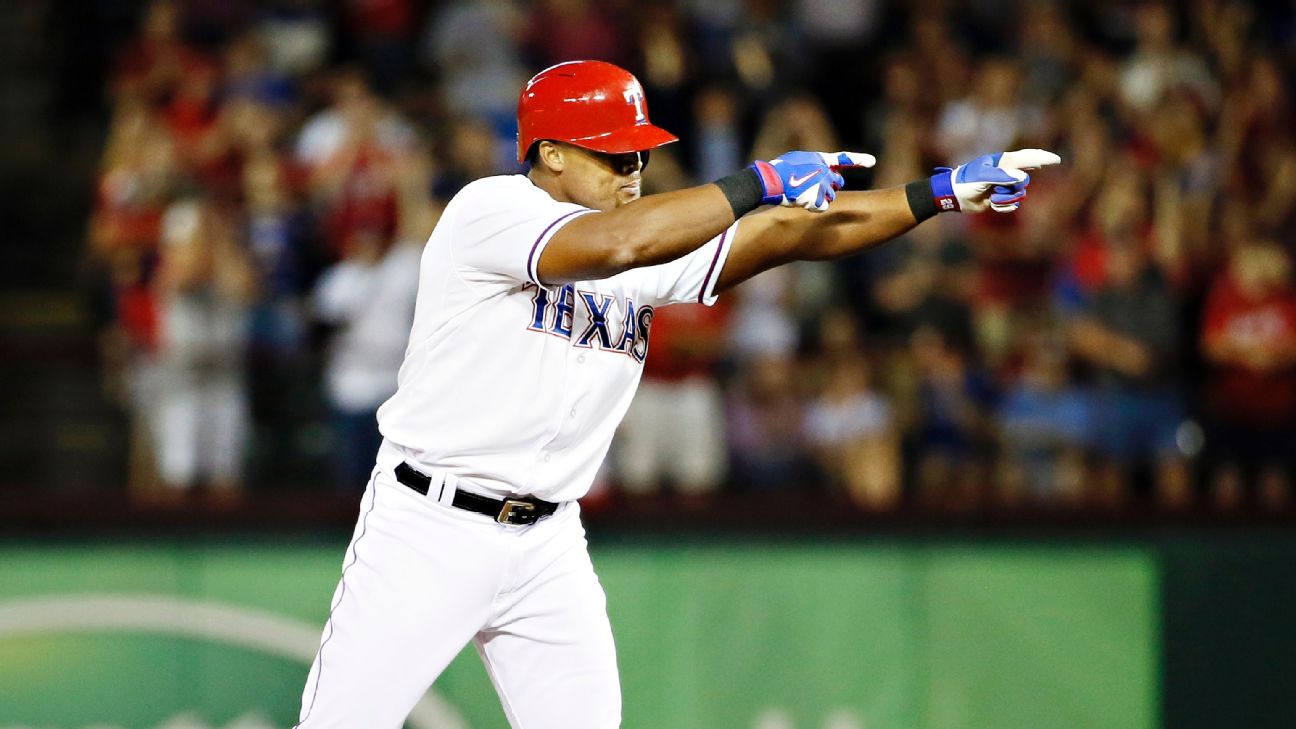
xmin=394 ymin=462 xmax=558 ymax=526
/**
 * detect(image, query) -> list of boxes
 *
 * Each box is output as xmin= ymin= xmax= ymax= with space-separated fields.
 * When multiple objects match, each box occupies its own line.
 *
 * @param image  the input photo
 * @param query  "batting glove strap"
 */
xmin=930 ymin=168 xmax=961 ymax=213
xmin=751 ymin=160 xmax=784 ymax=205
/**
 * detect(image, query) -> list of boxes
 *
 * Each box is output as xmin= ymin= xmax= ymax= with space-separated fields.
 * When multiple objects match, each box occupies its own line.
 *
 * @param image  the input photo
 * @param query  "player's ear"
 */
xmin=537 ymin=141 xmax=566 ymax=174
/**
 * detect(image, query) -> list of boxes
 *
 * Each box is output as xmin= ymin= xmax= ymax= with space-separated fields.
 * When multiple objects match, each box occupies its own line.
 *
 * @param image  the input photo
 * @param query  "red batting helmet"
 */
xmin=516 ymin=60 xmax=678 ymax=163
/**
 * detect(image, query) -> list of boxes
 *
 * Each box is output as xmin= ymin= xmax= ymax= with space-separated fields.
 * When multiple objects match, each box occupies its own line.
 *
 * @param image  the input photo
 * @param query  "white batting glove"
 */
xmin=930 ymin=149 xmax=1062 ymax=213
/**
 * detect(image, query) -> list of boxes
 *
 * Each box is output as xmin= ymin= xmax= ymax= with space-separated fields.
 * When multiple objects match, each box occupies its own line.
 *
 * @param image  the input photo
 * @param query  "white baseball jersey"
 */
xmin=376 ymin=174 xmax=736 ymax=502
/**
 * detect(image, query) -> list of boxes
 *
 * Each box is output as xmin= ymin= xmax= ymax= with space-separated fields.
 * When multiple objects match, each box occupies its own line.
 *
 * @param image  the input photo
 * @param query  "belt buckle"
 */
xmin=497 ymin=499 xmax=536 ymax=525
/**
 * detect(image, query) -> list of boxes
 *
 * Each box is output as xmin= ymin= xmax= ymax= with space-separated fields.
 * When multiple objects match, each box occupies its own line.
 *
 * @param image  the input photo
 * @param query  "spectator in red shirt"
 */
xmin=111 ymin=0 xmax=210 ymax=106
xmin=164 ymin=61 xmax=220 ymax=150
xmin=1201 ymin=241 xmax=1296 ymax=510
xmin=164 ymin=63 xmax=244 ymax=199
xmin=616 ymin=300 xmax=731 ymax=502
xmin=301 ymin=74 xmax=406 ymax=260
xmin=319 ymin=143 xmax=400 ymax=261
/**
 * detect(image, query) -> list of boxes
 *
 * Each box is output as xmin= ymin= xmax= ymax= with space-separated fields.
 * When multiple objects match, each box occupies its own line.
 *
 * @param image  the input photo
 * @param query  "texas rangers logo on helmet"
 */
xmin=623 ymin=86 xmax=647 ymax=124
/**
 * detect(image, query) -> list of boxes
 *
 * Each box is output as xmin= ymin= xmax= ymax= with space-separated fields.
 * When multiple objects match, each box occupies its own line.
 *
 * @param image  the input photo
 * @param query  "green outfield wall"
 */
xmin=0 ymin=539 xmax=1157 ymax=729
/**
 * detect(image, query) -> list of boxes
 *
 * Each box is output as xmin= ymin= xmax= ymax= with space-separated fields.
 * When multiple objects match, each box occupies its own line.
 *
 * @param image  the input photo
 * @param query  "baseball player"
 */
xmin=296 ymin=60 xmax=1059 ymax=728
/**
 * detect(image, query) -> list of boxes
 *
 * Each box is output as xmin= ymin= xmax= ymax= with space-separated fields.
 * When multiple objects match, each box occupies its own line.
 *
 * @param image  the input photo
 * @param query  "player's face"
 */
xmin=562 ymin=145 xmax=647 ymax=210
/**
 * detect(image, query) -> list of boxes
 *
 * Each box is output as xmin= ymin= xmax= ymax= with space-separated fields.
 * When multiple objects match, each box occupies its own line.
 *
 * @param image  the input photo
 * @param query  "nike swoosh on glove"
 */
xmin=751 ymin=151 xmax=876 ymax=213
xmin=931 ymin=149 xmax=1062 ymax=213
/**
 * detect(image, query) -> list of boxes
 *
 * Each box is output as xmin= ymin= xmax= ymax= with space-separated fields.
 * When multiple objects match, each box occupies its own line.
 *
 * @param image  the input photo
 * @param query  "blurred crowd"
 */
xmin=87 ymin=0 xmax=1296 ymax=514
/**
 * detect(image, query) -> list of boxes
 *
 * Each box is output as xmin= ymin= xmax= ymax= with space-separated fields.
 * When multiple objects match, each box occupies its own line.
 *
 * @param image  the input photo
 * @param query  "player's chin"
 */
xmin=615 ymin=183 xmax=641 ymax=206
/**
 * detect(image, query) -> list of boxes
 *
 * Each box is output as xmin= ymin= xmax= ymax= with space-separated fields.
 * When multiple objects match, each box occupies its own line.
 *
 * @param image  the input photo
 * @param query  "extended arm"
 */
xmin=715 ymin=186 xmax=916 ymax=293
xmin=714 ymin=149 xmax=1061 ymax=293
xmin=538 ymin=183 xmax=736 ymax=284
xmin=536 ymin=149 xmax=874 ymax=285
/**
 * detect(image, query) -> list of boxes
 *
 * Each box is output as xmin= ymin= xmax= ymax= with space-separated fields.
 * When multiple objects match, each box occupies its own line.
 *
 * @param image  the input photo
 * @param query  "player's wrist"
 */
xmin=905 ymin=168 xmax=961 ymax=222
xmin=714 ymin=166 xmax=765 ymax=219
xmin=904 ymin=178 xmax=939 ymax=221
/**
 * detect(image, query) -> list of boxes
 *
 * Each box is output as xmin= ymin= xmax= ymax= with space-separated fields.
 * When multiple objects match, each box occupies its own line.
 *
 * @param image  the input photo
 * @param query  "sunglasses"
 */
xmin=584 ymin=148 xmax=650 ymax=175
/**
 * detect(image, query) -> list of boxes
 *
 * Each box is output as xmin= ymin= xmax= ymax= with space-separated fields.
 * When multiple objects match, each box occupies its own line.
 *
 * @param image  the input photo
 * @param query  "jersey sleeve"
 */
xmin=628 ymin=219 xmax=738 ymax=307
xmin=449 ymin=177 xmax=596 ymax=287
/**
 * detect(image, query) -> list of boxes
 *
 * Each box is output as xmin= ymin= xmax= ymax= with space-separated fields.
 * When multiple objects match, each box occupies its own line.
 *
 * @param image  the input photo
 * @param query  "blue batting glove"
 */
xmin=930 ymin=149 xmax=1061 ymax=213
xmin=751 ymin=150 xmax=876 ymax=213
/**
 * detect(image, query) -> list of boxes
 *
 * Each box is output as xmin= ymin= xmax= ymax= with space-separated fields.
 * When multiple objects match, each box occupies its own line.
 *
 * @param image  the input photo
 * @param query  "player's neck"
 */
xmin=527 ymin=169 xmax=572 ymax=205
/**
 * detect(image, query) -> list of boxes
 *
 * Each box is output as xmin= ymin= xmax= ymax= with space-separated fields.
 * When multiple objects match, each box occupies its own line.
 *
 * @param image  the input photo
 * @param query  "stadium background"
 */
xmin=0 ymin=0 xmax=1294 ymax=727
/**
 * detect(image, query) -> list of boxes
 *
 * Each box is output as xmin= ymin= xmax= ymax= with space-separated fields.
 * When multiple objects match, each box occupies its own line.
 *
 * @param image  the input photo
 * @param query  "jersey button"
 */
xmin=570 ymin=407 xmax=577 ymax=418
xmin=543 ymin=453 xmax=552 ymax=463
xmin=576 ymin=354 xmax=586 ymax=364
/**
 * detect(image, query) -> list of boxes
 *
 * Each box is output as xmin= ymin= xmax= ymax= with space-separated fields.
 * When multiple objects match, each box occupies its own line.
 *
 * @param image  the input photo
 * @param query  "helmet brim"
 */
xmin=566 ymin=123 xmax=679 ymax=156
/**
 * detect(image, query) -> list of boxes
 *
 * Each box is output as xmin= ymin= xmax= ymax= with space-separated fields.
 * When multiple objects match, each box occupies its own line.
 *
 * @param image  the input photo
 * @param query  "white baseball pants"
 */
xmin=296 ymin=450 xmax=621 ymax=728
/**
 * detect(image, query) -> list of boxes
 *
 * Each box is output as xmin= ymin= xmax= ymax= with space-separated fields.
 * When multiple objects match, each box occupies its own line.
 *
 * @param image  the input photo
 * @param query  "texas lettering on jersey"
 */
xmin=524 ymin=283 xmax=654 ymax=362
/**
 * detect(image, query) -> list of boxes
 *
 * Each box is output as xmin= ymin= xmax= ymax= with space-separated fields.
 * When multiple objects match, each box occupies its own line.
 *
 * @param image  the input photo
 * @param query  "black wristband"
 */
xmin=905 ymin=178 xmax=939 ymax=222
xmin=714 ymin=167 xmax=764 ymax=219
